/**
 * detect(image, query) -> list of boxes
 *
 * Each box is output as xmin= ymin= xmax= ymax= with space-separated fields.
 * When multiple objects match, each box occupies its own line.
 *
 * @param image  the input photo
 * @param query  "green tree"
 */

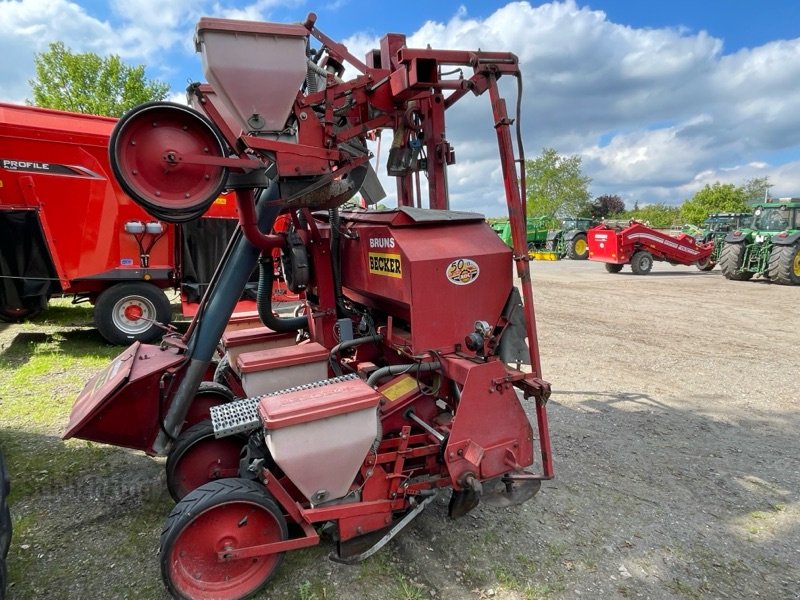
xmin=525 ymin=148 xmax=592 ymax=218
xmin=680 ymin=182 xmax=748 ymax=226
xmin=28 ymin=42 xmax=169 ymax=117
xmin=741 ymin=176 xmax=771 ymax=204
xmin=620 ymin=203 xmax=682 ymax=228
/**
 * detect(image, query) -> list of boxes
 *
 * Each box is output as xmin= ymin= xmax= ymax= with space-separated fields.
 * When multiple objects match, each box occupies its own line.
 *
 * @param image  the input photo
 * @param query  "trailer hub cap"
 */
xmin=114 ymin=296 xmax=155 ymax=334
xmin=123 ymin=304 xmax=144 ymax=322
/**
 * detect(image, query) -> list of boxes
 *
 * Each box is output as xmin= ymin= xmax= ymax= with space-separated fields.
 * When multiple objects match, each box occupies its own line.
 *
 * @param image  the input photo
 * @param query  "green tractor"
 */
xmin=546 ymin=217 xmax=598 ymax=260
xmin=719 ymin=198 xmax=800 ymax=284
xmin=491 ymin=215 xmax=551 ymax=251
xmin=685 ymin=211 xmax=752 ymax=270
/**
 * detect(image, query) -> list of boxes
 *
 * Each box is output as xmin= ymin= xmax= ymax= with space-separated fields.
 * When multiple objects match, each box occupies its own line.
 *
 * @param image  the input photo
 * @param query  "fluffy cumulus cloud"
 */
xmin=394 ymin=1 xmax=800 ymax=212
xmin=2 ymin=0 xmax=799 ymax=213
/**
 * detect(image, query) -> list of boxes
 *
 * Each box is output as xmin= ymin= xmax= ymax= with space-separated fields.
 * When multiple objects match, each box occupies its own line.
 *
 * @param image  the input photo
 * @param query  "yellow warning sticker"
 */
xmin=213 ymin=196 xmax=227 ymax=205
xmin=368 ymin=252 xmax=402 ymax=278
xmin=381 ymin=374 xmax=418 ymax=401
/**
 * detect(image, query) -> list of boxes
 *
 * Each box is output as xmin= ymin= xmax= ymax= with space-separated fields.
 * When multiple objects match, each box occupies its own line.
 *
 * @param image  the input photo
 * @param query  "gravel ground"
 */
xmin=2 ymin=258 xmax=799 ymax=599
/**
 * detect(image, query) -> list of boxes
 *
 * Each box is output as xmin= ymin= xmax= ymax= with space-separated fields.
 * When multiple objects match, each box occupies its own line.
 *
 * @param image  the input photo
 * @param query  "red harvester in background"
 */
xmin=588 ymin=220 xmax=714 ymax=274
xmin=65 ymin=13 xmax=553 ymax=599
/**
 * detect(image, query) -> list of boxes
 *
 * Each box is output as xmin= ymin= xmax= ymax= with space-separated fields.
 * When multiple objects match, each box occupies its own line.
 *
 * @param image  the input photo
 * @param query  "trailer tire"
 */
xmin=630 ymin=251 xmax=653 ymax=275
xmin=161 ymin=478 xmax=287 ymax=599
xmin=605 ymin=263 xmax=624 ymax=273
xmin=567 ymin=234 xmax=589 ymax=260
xmin=767 ymin=243 xmax=800 ymax=285
xmin=94 ymin=282 xmax=171 ymax=345
xmin=719 ymin=243 xmax=753 ymax=281
xmin=696 ymin=257 xmax=716 ymax=271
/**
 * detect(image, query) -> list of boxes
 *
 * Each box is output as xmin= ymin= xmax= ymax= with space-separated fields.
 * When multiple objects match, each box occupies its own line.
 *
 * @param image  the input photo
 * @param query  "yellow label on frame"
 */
xmin=368 ymin=252 xmax=402 ymax=278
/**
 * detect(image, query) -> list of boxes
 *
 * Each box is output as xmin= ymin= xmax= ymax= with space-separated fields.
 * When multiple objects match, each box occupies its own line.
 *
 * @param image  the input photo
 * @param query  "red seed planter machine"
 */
xmin=65 ymin=13 xmax=553 ymax=599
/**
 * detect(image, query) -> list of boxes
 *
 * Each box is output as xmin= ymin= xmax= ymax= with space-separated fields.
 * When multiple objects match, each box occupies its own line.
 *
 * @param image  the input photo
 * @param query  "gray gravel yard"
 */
xmin=2 ymin=258 xmax=798 ymax=599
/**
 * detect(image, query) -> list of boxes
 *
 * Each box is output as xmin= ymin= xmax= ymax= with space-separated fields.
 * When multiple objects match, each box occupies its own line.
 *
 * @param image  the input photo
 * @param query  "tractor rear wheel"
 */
xmin=767 ymin=244 xmax=800 ymax=285
xmin=94 ymin=282 xmax=171 ymax=345
xmin=567 ymin=234 xmax=589 ymax=260
xmin=161 ymin=478 xmax=287 ymax=600
xmin=604 ymin=263 xmax=624 ymax=273
xmin=719 ymin=243 xmax=753 ymax=281
xmin=166 ymin=420 xmax=247 ymax=502
xmin=630 ymin=251 xmax=653 ymax=275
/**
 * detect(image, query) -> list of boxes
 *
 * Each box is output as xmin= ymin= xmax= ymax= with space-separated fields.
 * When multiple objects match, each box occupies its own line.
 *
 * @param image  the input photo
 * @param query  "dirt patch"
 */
xmin=2 ymin=260 xmax=799 ymax=599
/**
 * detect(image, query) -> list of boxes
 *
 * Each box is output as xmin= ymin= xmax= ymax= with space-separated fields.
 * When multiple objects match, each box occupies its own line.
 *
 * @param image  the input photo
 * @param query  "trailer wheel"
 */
xmin=166 ymin=420 xmax=247 ymax=502
xmin=719 ymin=243 xmax=753 ymax=281
xmin=94 ymin=282 xmax=171 ymax=345
xmin=161 ymin=478 xmax=287 ymax=600
xmin=604 ymin=263 xmax=624 ymax=273
xmin=767 ymin=243 xmax=800 ymax=285
xmin=695 ymin=257 xmax=716 ymax=271
xmin=567 ymin=234 xmax=589 ymax=260
xmin=630 ymin=251 xmax=653 ymax=275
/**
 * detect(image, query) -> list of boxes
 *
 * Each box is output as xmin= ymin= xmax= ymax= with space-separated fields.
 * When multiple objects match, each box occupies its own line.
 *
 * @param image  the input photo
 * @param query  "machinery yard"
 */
xmin=1 ymin=259 xmax=798 ymax=599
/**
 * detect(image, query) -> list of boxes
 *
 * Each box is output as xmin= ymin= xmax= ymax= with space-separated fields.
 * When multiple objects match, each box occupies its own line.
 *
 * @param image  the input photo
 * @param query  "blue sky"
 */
xmin=2 ymin=0 xmax=800 ymax=215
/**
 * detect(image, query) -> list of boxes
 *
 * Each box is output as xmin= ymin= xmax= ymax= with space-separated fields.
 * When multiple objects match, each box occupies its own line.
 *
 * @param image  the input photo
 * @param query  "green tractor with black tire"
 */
xmin=684 ymin=212 xmax=752 ymax=271
xmin=546 ymin=217 xmax=598 ymax=260
xmin=719 ymin=198 xmax=800 ymax=285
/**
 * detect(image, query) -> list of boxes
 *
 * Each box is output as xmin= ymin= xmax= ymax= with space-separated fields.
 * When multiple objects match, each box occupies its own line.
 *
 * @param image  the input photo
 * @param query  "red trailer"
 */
xmin=588 ymin=220 xmax=713 ymax=274
xmin=0 ymin=102 xmax=261 ymax=343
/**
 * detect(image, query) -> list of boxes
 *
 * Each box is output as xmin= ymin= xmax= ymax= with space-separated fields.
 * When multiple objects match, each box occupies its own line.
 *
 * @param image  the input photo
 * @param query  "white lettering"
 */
xmin=369 ymin=237 xmax=395 ymax=249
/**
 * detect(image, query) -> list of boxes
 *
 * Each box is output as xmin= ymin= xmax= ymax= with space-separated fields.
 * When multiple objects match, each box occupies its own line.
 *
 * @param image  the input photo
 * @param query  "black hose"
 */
xmin=329 ymin=333 xmax=383 ymax=376
xmin=257 ymin=257 xmax=309 ymax=332
xmin=366 ymin=361 xmax=442 ymax=387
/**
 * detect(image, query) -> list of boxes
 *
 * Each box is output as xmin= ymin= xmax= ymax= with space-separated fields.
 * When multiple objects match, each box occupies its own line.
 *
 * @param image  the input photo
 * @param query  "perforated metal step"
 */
xmin=210 ymin=374 xmax=359 ymax=438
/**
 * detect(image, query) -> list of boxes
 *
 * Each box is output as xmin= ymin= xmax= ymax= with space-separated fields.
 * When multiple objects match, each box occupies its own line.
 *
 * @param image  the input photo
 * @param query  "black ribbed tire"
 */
xmin=719 ymin=243 xmax=753 ymax=281
xmin=605 ymin=263 xmax=624 ymax=273
xmin=94 ymin=282 xmax=171 ymax=345
xmin=767 ymin=244 xmax=800 ymax=285
xmin=566 ymin=234 xmax=589 ymax=260
xmin=630 ymin=251 xmax=653 ymax=275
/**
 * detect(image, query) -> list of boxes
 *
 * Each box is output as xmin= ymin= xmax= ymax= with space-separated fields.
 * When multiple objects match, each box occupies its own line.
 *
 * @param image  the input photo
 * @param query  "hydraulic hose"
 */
xmin=329 ymin=333 xmax=383 ymax=376
xmin=257 ymin=257 xmax=308 ymax=332
xmin=366 ymin=361 xmax=442 ymax=388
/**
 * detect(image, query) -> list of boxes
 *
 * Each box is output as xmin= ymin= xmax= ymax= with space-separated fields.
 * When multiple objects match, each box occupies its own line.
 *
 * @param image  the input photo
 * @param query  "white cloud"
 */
xmin=2 ymin=0 xmax=799 ymax=214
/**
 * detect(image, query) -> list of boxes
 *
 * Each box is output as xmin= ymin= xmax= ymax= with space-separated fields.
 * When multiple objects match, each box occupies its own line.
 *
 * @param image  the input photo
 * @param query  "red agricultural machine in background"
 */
xmin=588 ymin=220 xmax=714 ymax=274
xmin=0 ymin=103 xmax=273 ymax=344
xmin=65 ymin=13 xmax=552 ymax=599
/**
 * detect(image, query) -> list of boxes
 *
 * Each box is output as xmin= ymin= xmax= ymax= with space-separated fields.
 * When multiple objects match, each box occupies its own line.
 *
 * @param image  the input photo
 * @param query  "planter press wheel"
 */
xmin=161 ymin=478 xmax=287 ymax=600
xmin=110 ymin=102 xmax=229 ymax=223
xmin=166 ymin=420 xmax=247 ymax=502
xmin=183 ymin=381 xmax=236 ymax=429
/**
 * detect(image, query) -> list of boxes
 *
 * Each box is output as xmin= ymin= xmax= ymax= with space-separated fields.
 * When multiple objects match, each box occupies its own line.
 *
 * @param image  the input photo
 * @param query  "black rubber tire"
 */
xmin=161 ymin=478 xmax=287 ymax=600
xmin=213 ymin=354 xmax=234 ymax=387
xmin=630 ymin=251 xmax=653 ymax=275
xmin=719 ymin=243 xmax=753 ymax=281
xmin=566 ymin=233 xmax=589 ymax=260
xmin=0 ymin=296 xmax=46 ymax=323
xmin=166 ymin=420 xmax=247 ymax=502
xmin=605 ymin=263 xmax=624 ymax=273
xmin=767 ymin=244 xmax=800 ymax=285
xmin=183 ymin=381 xmax=237 ymax=428
xmin=93 ymin=282 xmax=171 ymax=345
xmin=696 ymin=257 xmax=716 ymax=271
xmin=0 ymin=451 xmax=11 ymax=600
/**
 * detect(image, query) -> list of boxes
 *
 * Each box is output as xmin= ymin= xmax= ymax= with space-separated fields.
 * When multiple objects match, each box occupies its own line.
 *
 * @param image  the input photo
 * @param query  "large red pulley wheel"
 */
xmin=109 ymin=102 xmax=229 ymax=223
xmin=161 ymin=478 xmax=287 ymax=600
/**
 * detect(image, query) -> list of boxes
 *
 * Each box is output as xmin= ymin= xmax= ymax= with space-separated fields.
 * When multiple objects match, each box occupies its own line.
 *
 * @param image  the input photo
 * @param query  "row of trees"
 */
xmin=525 ymin=147 xmax=773 ymax=228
